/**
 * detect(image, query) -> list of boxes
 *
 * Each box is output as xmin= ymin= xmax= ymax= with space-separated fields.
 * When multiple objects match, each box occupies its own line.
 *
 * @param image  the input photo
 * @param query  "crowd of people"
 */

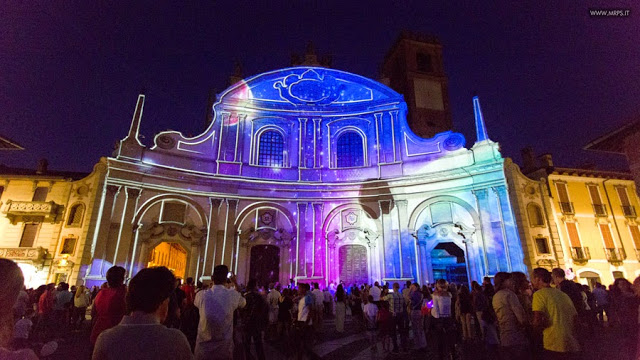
xmin=2 ymin=257 xmax=640 ymax=359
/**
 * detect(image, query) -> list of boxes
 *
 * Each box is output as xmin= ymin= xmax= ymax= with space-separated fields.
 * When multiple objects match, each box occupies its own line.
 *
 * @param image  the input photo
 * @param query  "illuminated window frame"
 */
xmin=332 ymin=127 xmax=367 ymax=169
xmin=251 ymin=126 xmax=289 ymax=168
xmin=526 ymin=203 xmax=545 ymax=227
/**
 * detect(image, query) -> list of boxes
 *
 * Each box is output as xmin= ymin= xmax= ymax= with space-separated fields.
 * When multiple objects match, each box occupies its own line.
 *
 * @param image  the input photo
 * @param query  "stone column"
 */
xmin=189 ymin=241 xmax=200 ymax=280
xmin=136 ymin=238 xmax=151 ymax=276
xmin=312 ymin=202 xmax=324 ymax=278
xmin=203 ymin=198 xmax=222 ymax=279
xmin=472 ymin=189 xmax=492 ymax=276
xmin=416 ymin=237 xmax=429 ymax=285
xmin=494 ymin=185 xmax=525 ymax=272
xmin=296 ymin=202 xmax=308 ymax=279
xmin=221 ymin=198 xmax=238 ymax=268
xmin=378 ymin=200 xmax=393 ymax=279
xmin=396 ymin=199 xmax=409 ymax=279
xmin=114 ymin=187 xmax=141 ymax=269
xmin=88 ymin=184 xmax=121 ymax=277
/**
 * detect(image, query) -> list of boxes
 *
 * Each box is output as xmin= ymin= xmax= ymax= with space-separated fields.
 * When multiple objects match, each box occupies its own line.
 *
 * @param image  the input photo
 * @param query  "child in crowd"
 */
xmin=363 ymin=295 xmax=378 ymax=352
xmin=376 ymin=301 xmax=393 ymax=352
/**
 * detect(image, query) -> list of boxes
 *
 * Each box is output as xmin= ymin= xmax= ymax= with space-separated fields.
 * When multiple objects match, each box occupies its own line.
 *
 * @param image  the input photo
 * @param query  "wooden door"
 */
xmin=339 ymin=244 xmax=368 ymax=286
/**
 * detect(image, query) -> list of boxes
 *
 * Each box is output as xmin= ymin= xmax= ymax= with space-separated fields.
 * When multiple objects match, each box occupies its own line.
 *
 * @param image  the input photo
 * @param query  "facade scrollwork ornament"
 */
xmin=138 ymin=221 xmax=206 ymax=246
xmin=241 ymin=227 xmax=294 ymax=248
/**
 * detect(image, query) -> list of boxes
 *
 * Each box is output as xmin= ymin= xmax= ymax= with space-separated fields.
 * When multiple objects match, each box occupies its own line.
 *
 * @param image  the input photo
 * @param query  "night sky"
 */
xmin=2 ymin=1 xmax=638 ymax=173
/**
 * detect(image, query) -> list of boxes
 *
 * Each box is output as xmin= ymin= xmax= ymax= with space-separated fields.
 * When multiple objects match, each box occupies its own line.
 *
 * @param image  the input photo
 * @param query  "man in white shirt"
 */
xmin=266 ymin=283 xmax=281 ymax=339
xmin=370 ymin=281 xmax=382 ymax=303
xmin=194 ymin=265 xmax=246 ymax=360
xmin=312 ymin=283 xmax=324 ymax=331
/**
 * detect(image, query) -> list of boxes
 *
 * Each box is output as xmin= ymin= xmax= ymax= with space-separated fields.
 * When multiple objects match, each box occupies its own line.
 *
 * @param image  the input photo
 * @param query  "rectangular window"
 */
xmin=19 ymin=224 xmax=38 ymax=247
xmin=566 ymin=222 xmax=581 ymax=247
xmin=60 ymin=237 xmax=77 ymax=255
xmin=162 ymin=202 xmax=186 ymax=223
xmin=630 ymin=225 xmax=640 ymax=249
xmin=617 ymin=186 xmax=631 ymax=206
xmin=587 ymin=185 xmax=603 ymax=205
xmin=32 ymin=187 xmax=48 ymax=202
xmin=599 ymin=223 xmax=615 ymax=248
xmin=555 ymin=182 xmax=573 ymax=214
xmin=416 ymin=53 xmax=432 ymax=73
xmin=535 ymin=237 xmax=551 ymax=254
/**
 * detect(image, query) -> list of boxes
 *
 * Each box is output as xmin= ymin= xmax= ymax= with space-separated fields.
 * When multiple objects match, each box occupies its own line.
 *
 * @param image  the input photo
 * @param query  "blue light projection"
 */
xmin=108 ymin=66 xmax=527 ymax=287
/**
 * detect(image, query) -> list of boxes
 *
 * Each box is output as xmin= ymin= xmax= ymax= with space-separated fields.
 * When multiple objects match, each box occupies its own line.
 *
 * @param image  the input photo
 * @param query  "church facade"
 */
xmin=83 ymin=67 xmax=526 ymax=288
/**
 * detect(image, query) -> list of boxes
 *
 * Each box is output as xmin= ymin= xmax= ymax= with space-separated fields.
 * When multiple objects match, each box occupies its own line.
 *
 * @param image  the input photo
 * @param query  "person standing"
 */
xmin=408 ymin=283 xmax=426 ymax=350
xmin=370 ymin=282 xmax=382 ymax=304
xmin=311 ymin=283 xmax=324 ymax=332
xmin=592 ymin=283 xmax=608 ymax=324
xmin=492 ymin=272 xmax=528 ymax=360
xmin=335 ymin=284 xmax=346 ymax=333
xmin=73 ymin=285 xmax=91 ymax=329
xmin=90 ymin=266 xmax=127 ymax=345
xmin=432 ymin=279 xmax=454 ymax=360
xmin=385 ymin=282 xmax=408 ymax=353
xmin=92 ymin=266 xmax=192 ymax=360
xmin=531 ymin=268 xmax=580 ymax=359
xmin=294 ymin=283 xmax=314 ymax=360
xmin=363 ymin=295 xmax=379 ymax=352
xmin=194 ymin=266 xmax=246 ymax=360
xmin=241 ymin=279 xmax=268 ymax=360
xmin=266 ymin=283 xmax=281 ymax=340
xmin=456 ymin=284 xmax=474 ymax=341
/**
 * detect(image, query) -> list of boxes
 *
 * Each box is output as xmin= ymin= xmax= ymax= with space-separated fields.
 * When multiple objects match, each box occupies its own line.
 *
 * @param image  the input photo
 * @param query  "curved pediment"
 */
xmin=219 ymin=67 xmax=403 ymax=112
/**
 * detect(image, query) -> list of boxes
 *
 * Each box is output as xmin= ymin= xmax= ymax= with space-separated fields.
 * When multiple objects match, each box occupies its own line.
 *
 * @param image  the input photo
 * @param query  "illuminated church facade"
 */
xmin=83 ymin=66 xmax=526 ymax=287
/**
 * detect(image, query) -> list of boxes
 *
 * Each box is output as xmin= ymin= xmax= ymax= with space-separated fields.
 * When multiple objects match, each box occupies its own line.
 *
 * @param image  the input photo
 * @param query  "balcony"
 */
xmin=621 ymin=205 xmax=637 ymax=218
xmin=0 ymin=247 xmax=46 ymax=262
xmin=592 ymin=204 xmax=607 ymax=217
xmin=605 ymin=248 xmax=626 ymax=264
xmin=559 ymin=202 xmax=575 ymax=215
xmin=570 ymin=247 xmax=590 ymax=263
xmin=2 ymin=200 xmax=63 ymax=224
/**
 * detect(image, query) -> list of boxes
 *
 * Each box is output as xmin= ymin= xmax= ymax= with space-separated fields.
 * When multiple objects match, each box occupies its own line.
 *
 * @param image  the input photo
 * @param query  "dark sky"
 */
xmin=2 ymin=1 xmax=639 ymax=173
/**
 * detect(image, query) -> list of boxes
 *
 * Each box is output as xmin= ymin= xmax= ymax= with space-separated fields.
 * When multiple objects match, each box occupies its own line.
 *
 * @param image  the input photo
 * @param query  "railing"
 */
xmin=559 ymin=202 xmax=574 ymax=215
xmin=0 ymin=247 xmax=46 ymax=261
xmin=571 ymin=247 xmax=590 ymax=262
xmin=592 ymin=204 xmax=607 ymax=217
xmin=621 ymin=205 xmax=637 ymax=218
xmin=3 ymin=200 xmax=62 ymax=224
xmin=605 ymin=248 xmax=626 ymax=264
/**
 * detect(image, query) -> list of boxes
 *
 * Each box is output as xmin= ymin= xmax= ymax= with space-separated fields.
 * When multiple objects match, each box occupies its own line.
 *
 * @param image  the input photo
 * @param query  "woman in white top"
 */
xmin=73 ymin=285 xmax=91 ymax=329
xmin=431 ymin=279 xmax=454 ymax=359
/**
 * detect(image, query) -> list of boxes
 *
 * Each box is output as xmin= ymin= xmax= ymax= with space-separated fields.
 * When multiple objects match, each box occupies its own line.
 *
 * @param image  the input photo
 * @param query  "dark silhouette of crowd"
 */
xmin=2 ymin=258 xmax=640 ymax=360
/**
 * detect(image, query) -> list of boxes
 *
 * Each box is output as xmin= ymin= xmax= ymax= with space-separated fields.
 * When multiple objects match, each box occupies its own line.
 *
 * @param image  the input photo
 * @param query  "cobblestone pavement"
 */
xmin=42 ymin=314 xmax=636 ymax=360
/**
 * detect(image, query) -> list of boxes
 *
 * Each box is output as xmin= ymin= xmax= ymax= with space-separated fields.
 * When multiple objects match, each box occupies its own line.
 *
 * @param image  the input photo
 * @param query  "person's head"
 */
xmin=212 ymin=265 xmax=229 ymax=285
xmin=551 ymin=268 xmax=566 ymax=286
xmin=126 ymin=267 xmax=175 ymax=322
xmin=58 ymin=282 xmax=69 ymax=291
xmin=482 ymin=276 xmax=492 ymax=286
xmin=436 ymin=279 xmax=448 ymax=292
xmin=405 ymin=280 xmax=411 ymax=288
xmin=0 ymin=259 xmax=25 ymax=347
xmin=614 ymin=278 xmax=633 ymax=294
xmin=374 ymin=281 xmax=379 ymax=287
xmin=186 ymin=277 xmax=194 ymax=285
xmin=299 ymin=283 xmax=309 ymax=295
xmin=367 ymin=295 xmax=374 ymax=303
xmin=531 ymin=268 xmax=552 ymax=290
xmin=471 ymin=281 xmax=482 ymax=292
xmin=392 ymin=282 xmax=400 ymax=291
xmin=459 ymin=284 xmax=470 ymax=296
xmin=106 ymin=265 xmax=126 ymax=288
xmin=75 ymin=285 xmax=86 ymax=298
xmin=633 ymin=276 xmax=640 ymax=297
xmin=511 ymin=272 xmax=529 ymax=293
xmin=410 ymin=282 xmax=419 ymax=292
xmin=247 ymin=279 xmax=257 ymax=291
xmin=494 ymin=272 xmax=513 ymax=292
xmin=314 ymin=282 xmax=319 ymax=290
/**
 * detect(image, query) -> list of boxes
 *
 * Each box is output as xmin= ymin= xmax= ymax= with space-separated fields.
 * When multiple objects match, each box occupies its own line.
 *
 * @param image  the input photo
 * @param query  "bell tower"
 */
xmin=381 ymin=32 xmax=452 ymax=138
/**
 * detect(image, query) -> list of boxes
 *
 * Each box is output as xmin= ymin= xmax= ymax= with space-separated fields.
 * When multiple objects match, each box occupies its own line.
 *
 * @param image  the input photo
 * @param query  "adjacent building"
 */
xmin=0 ymin=160 xmax=106 ymax=287
xmin=506 ymin=149 xmax=640 ymax=286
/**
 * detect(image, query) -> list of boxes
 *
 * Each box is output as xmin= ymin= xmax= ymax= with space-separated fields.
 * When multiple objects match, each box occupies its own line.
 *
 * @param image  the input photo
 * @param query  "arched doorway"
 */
xmin=148 ymin=242 xmax=188 ymax=280
xmin=249 ymin=245 xmax=280 ymax=287
xmin=339 ymin=244 xmax=368 ymax=286
xmin=430 ymin=242 xmax=468 ymax=285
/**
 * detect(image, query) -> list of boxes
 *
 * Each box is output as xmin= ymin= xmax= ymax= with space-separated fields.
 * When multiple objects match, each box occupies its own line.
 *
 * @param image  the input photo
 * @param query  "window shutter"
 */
xmin=566 ymin=222 xmax=581 ymax=247
xmin=600 ymin=224 xmax=615 ymax=248
xmin=20 ymin=224 xmax=38 ymax=247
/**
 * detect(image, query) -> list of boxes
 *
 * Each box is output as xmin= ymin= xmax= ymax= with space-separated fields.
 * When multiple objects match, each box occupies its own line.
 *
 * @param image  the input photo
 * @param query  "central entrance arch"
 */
xmin=430 ymin=242 xmax=468 ymax=285
xmin=148 ymin=242 xmax=188 ymax=279
xmin=339 ymin=244 xmax=368 ymax=286
xmin=249 ymin=245 xmax=280 ymax=287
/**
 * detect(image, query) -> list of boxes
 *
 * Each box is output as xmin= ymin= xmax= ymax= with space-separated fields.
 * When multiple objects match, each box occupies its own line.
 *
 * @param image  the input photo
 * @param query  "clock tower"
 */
xmin=381 ymin=32 xmax=452 ymax=138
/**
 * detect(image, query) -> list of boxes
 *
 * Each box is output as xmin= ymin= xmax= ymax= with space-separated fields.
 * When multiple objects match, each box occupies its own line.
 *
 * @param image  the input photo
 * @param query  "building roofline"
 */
xmin=583 ymin=119 xmax=640 ymax=153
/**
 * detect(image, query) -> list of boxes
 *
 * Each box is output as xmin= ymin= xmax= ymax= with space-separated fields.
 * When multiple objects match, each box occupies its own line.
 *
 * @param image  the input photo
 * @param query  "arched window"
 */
xmin=66 ymin=203 xmax=85 ymax=227
xmin=527 ymin=203 xmax=545 ymax=227
xmin=336 ymin=131 xmax=364 ymax=168
xmin=257 ymin=130 xmax=284 ymax=167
